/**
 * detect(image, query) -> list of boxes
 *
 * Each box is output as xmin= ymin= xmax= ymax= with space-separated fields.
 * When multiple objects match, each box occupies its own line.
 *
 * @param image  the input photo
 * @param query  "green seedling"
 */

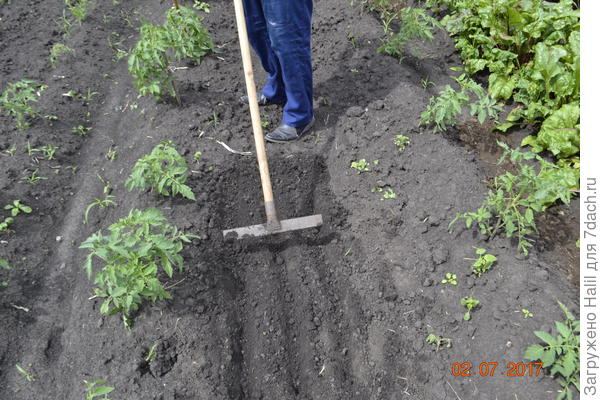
xmin=80 ymin=208 xmax=198 ymax=328
xmin=206 ymin=111 xmax=220 ymax=127
xmin=193 ymin=151 xmax=202 ymax=162
xmin=83 ymin=379 xmax=114 ymax=400
xmin=40 ymin=144 xmax=58 ymax=160
xmin=521 ymin=309 xmax=533 ymax=319
xmin=145 ymin=343 xmax=158 ymax=362
xmin=126 ymin=141 xmax=195 ymax=200
xmin=441 ymin=273 xmax=457 ymax=286
xmin=469 ymin=248 xmax=497 ymax=277
xmin=0 ymin=258 xmax=11 ymax=269
xmin=426 ymin=333 xmax=452 ymax=351
xmin=55 ymin=10 xmax=73 ymax=37
xmin=193 ymin=1 xmax=210 ymax=12
xmin=128 ymin=5 xmax=214 ymax=102
xmin=72 ymin=125 xmax=92 ymax=136
xmin=461 ymin=296 xmax=480 ymax=321
xmin=5 ymin=146 xmax=17 ymax=156
xmin=350 ymin=159 xmax=370 ymax=174
xmin=525 ymin=301 xmax=579 ymax=400
xmin=377 ymin=7 xmax=440 ymax=59
xmin=261 ymin=120 xmax=269 ymax=128
xmin=22 ymin=169 xmax=47 ymax=184
xmin=105 ymin=147 xmax=116 ymax=161
xmin=393 ymin=134 xmax=410 ymax=151
xmin=84 ymin=195 xmax=116 ymax=224
xmin=1 ymin=79 xmax=49 ymax=130
xmin=49 ymin=43 xmax=75 ymax=68
xmin=0 ymin=218 xmax=14 ymax=232
xmin=16 ymin=364 xmax=35 ymax=382
xmin=66 ymin=0 xmax=92 ymax=24
xmin=370 ymin=186 xmax=396 ymax=200
xmin=421 ymin=77 xmax=435 ymax=89
xmin=450 ymin=143 xmax=578 ymax=255
xmin=4 ymin=200 xmax=32 ymax=217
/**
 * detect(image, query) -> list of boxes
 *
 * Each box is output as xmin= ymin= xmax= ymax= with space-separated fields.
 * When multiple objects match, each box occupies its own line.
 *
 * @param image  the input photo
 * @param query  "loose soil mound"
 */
xmin=1 ymin=0 xmax=578 ymax=399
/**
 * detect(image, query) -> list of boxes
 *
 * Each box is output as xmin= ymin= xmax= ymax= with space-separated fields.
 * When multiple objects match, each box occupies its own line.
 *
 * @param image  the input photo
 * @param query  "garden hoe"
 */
xmin=222 ymin=0 xmax=323 ymax=240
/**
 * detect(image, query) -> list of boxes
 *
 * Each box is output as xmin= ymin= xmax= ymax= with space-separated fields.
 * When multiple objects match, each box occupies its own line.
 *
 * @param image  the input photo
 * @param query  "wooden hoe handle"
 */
xmin=232 ymin=0 xmax=280 ymax=230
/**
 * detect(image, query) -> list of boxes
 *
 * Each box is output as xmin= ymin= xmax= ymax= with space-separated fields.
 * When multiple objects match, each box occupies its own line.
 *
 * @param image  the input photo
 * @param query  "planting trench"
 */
xmin=0 ymin=0 xmax=579 ymax=399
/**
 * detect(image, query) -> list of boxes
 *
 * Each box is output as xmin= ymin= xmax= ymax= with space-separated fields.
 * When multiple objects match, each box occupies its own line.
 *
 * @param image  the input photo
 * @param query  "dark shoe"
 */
xmin=265 ymin=118 xmax=315 ymax=143
xmin=239 ymin=94 xmax=284 ymax=106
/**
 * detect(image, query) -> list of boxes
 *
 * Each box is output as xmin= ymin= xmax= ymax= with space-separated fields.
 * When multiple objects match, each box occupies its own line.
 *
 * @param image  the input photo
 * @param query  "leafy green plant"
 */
xmin=4 ymin=200 xmax=32 ymax=217
xmin=128 ymin=6 xmax=214 ymax=101
xmin=1 ymin=79 xmax=49 ymax=130
xmin=441 ymin=272 xmax=457 ymax=285
xmin=193 ymin=0 xmax=210 ymax=12
xmin=66 ymin=0 xmax=92 ymax=23
xmin=34 ymin=144 xmax=58 ymax=160
xmin=0 ymin=258 xmax=11 ymax=269
xmin=50 ymin=43 xmax=75 ymax=68
xmin=524 ymin=301 xmax=579 ymax=400
xmin=80 ymin=208 xmax=197 ymax=328
xmin=22 ymin=169 xmax=47 ymax=184
xmin=0 ymin=217 xmax=14 ymax=233
xmin=377 ymin=7 xmax=440 ymax=59
xmin=83 ymin=379 xmax=114 ymax=400
xmin=350 ymin=159 xmax=370 ymax=174
xmin=16 ymin=365 xmax=35 ymax=382
xmin=393 ymin=134 xmax=410 ymax=151
xmin=426 ymin=333 xmax=452 ymax=351
xmin=56 ymin=10 xmax=73 ymax=37
xmin=521 ymin=309 xmax=533 ymax=319
xmin=450 ymin=143 xmax=579 ymax=254
xmin=126 ymin=141 xmax=195 ymax=200
xmin=72 ymin=125 xmax=92 ymax=136
xmin=193 ymin=151 xmax=202 ymax=162
xmin=420 ymin=84 xmax=468 ymax=133
xmin=469 ymin=248 xmax=497 ymax=277
xmin=84 ymin=195 xmax=117 ymax=224
xmin=460 ymin=296 xmax=480 ymax=321
xmin=431 ymin=0 xmax=580 ymax=160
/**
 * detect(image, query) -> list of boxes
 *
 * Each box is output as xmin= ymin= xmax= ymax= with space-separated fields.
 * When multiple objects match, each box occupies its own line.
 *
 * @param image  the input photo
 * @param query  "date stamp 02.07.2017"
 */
xmin=451 ymin=362 xmax=545 ymax=377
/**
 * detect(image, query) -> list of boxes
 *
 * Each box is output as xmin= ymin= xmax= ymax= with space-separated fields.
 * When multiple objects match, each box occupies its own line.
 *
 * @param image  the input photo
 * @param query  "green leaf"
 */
xmin=540 ymin=348 xmax=556 ymax=367
xmin=555 ymin=321 xmax=571 ymax=338
xmin=489 ymin=73 xmax=515 ymax=100
xmin=524 ymin=344 xmax=545 ymax=361
xmin=535 ymin=330 xmax=556 ymax=346
xmin=535 ymin=103 xmax=580 ymax=158
xmin=91 ymin=385 xmax=114 ymax=396
xmin=0 ymin=258 xmax=11 ymax=270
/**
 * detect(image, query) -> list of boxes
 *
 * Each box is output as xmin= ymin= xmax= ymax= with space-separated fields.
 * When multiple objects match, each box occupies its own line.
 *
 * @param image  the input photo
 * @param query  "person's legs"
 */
xmin=262 ymin=0 xmax=313 ymax=127
xmin=242 ymin=0 xmax=286 ymax=102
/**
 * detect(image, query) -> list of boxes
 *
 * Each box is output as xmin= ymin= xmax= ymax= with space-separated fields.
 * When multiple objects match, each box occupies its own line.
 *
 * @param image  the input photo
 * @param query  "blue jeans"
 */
xmin=242 ymin=0 xmax=313 ymax=127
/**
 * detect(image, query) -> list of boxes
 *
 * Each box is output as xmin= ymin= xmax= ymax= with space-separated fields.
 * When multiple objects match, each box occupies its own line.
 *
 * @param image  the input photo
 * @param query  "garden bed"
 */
xmin=0 ymin=0 xmax=579 ymax=399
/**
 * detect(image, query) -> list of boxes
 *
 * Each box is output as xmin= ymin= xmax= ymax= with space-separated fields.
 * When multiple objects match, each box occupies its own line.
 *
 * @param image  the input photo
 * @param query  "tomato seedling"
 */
xmin=460 ymin=296 xmax=480 ymax=321
xmin=1 ymin=79 xmax=49 ymax=130
xmin=126 ymin=141 xmax=196 ymax=200
xmin=80 ymin=208 xmax=198 ymax=328
xmin=441 ymin=272 xmax=457 ymax=285
xmin=426 ymin=333 xmax=452 ymax=351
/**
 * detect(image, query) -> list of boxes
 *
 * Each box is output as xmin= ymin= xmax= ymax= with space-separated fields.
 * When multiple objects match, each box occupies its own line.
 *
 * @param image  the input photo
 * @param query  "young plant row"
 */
xmin=82 ymin=141 xmax=198 ymax=329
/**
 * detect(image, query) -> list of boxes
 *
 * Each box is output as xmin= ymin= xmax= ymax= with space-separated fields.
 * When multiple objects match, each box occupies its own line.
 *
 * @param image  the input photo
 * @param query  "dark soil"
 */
xmin=1 ymin=0 xmax=579 ymax=399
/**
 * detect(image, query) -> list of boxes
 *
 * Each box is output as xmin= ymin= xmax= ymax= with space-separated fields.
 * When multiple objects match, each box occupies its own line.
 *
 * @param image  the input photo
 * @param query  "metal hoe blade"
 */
xmin=223 ymin=214 xmax=323 ymax=240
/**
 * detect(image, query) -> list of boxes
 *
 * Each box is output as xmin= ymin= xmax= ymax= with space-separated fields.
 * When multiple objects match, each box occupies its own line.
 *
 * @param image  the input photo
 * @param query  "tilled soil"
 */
xmin=0 ymin=0 xmax=579 ymax=399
